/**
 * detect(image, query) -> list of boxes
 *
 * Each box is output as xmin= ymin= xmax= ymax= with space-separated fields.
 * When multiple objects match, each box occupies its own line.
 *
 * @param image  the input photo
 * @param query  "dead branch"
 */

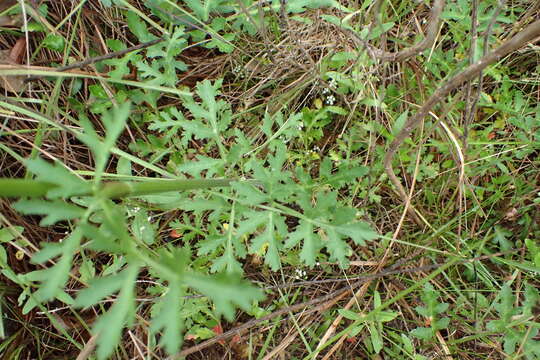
xmin=366 ymin=0 xmax=446 ymax=62
xmin=169 ymin=249 xmax=517 ymax=358
xmin=384 ymin=19 xmax=540 ymax=221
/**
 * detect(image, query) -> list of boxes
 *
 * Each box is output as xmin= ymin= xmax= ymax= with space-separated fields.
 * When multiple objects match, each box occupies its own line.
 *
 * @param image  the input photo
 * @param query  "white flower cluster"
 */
xmin=328 ymin=78 xmax=337 ymax=89
xmin=322 ymin=78 xmax=338 ymax=105
xmin=232 ymin=64 xmax=245 ymax=78
xmin=294 ymin=268 xmax=307 ymax=280
xmin=325 ymin=95 xmax=335 ymax=105
xmin=127 ymin=206 xmax=141 ymax=217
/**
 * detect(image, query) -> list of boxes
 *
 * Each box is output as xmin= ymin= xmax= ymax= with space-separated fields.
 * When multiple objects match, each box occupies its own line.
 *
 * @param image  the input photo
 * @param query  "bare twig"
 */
xmin=362 ymin=0 xmax=446 ymax=62
xmin=170 ymin=250 xmax=517 ymax=358
xmin=24 ymin=37 xmax=164 ymax=83
xmin=170 ymin=283 xmax=358 ymax=359
xmin=465 ymin=0 xmax=507 ymax=144
xmin=383 ymin=19 xmax=540 ymax=220
xmin=464 ymin=0 xmax=479 ymax=140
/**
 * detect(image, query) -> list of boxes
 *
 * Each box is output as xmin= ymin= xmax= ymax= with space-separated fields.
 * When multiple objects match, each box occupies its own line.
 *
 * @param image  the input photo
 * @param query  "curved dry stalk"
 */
xmin=384 ymin=19 xmax=540 ymax=221
xmin=366 ymin=0 xmax=446 ymax=62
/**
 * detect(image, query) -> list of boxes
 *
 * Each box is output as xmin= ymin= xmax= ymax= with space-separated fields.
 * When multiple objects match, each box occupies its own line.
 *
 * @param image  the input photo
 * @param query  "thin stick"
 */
xmin=24 ymin=37 xmax=165 ymax=83
xmin=360 ymin=0 xmax=446 ymax=62
xmin=383 ymin=19 xmax=540 ymax=220
xmin=171 ymin=250 xmax=517 ymax=358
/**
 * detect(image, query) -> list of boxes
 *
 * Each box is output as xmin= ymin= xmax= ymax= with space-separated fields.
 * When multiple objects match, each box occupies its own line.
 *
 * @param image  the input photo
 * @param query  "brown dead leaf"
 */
xmin=0 ymin=0 xmax=21 ymax=27
xmin=0 ymin=38 xmax=27 ymax=92
xmin=0 ymin=14 xmax=22 ymax=27
xmin=0 ymin=1 xmax=16 ymax=12
xmin=504 ymin=207 xmax=518 ymax=221
xmin=169 ymin=229 xmax=182 ymax=238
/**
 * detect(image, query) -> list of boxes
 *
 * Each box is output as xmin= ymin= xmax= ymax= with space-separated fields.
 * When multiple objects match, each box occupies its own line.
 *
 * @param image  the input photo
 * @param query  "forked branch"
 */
xmin=384 ymin=19 xmax=540 ymax=221
xmin=366 ymin=0 xmax=446 ymax=62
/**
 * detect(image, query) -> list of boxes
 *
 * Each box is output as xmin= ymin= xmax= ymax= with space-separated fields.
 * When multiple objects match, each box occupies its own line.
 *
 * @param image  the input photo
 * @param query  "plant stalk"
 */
xmin=0 ymin=178 xmax=234 ymax=198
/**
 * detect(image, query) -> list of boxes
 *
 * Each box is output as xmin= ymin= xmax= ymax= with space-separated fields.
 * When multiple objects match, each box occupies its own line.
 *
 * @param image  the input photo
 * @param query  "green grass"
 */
xmin=0 ymin=0 xmax=539 ymax=359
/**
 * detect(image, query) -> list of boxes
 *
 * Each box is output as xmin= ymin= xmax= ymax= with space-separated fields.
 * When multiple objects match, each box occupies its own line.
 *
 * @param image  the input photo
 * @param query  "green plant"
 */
xmin=339 ymin=291 xmax=399 ymax=355
xmin=2 ymin=0 xmax=540 ymax=358
xmin=0 ymin=102 xmax=267 ymax=358
xmin=410 ymin=283 xmax=450 ymax=341
xmin=0 ymin=73 xmax=378 ymax=357
xmin=487 ymin=282 xmax=540 ymax=359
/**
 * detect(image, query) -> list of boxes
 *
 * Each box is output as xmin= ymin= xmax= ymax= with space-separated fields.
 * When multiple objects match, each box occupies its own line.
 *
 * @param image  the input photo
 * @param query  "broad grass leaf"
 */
xmin=391 ymin=110 xmax=408 ymax=137
xmin=338 ymin=309 xmax=362 ymax=321
xmin=184 ymin=272 xmax=264 ymax=321
xmin=369 ymin=323 xmax=383 ymax=354
xmin=116 ymin=157 xmax=132 ymax=176
xmin=288 ymin=0 xmax=336 ymax=13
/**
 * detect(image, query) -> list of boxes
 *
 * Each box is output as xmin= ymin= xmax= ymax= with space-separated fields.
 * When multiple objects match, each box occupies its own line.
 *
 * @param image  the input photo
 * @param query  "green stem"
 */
xmin=0 ymin=178 xmax=234 ymax=198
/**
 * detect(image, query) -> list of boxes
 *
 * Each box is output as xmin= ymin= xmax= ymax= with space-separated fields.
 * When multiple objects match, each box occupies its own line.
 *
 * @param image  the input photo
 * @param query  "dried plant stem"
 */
xmin=384 ymin=19 xmax=540 ymax=221
xmin=24 ymin=37 xmax=164 ymax=83
xmin=172 ymin=250 xmax=516 ymax=358
xmin=365 ymin=0 xmax=446 ymax=62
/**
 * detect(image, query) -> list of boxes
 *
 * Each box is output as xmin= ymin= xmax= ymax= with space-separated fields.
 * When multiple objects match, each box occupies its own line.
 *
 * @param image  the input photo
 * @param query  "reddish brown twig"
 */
xmin=170 ymin=249 xmax=518 ymax=358
xmin=364 ymin=0 xmax=446 ymax=62
xmin=383 ymin=19 xmax=540 ymax=221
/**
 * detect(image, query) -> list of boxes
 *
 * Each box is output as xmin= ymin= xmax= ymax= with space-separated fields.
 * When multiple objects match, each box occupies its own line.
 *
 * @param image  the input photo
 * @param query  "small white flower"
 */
xmin=313 ymin=145 xmax=320 ymax=152
xmin=325 ymin=95 xmax=335 ymax=105
xmin=316 ymin=261 xmax=320 ymax=266
xmin=328 ymin=78 xmax=337 ymax=89
xmin=322 ymin=87 xmax=330 ymax=95
xmin=232 ymin=65 xmax=242 ymax=74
